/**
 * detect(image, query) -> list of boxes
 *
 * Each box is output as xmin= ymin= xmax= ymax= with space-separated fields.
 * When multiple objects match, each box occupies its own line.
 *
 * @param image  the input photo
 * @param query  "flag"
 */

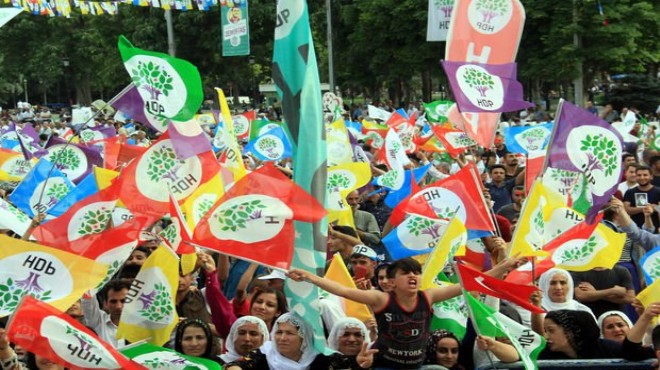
xmin=545 ymin=99 xmax=624 ymax=222
xmin=457 ymin=262 xmax=544 ymax=314
xmin=443 ymin=61 xmax=533 ymax=113
xmin=323 ymin=254 xmax=373 ymax=322
xmin=181 ymin=174 xmax=225 ymax=233
xmin=0 ymin=235 xmax=108 ymax=317
xmin=420 ymin=217 xmax=466 ymax=289
xmin=116 ymin=246 xmax=180 ymax=346
xmin=9 ymin=158 xmax=74 ymax=218
xmin=0 ymin=8 xmax=23 ymax=29
xmin=383 ymin=214 xmax=450 ymax=260
xmin=94 ymin=167 xmax=120 ymax=190
xmin=327 ymin=162 xmax=371 ymax=227
xmin=430 ymin=280 xmax=467 ymax=340
xmin=233 ymin=111 xmax=255 ymax=141
xmin=248 ymin=119 xmax=281 ymax=142
xmin=502 ymin=123 xmax=553 ymax=154
xmin=640 ymin=246 xmax=660 ymax=286
xmin=427 ymin=0 xmax=453 ymax=41
xmin=423 ymin=100 xmax=453 ymax=124
xmin=525 ymin=150 xmax=546 ymax=194
xmin=326 ymin=119 xmax=354 ymax=166
xmin=464 ymin=292 xmax=545 ymax=370
xmin=45 ymin=137 xmax=103 ymax=184
xmin=47 ymin=172 xmax=100 ymax=218
xmin=431 ymin=126 xmax=477 ymax=156
xmin=215 ymin=88 xmax=247 ymax=181
xmin=118 ymin=36 xmax=203 ymax=122
xmin=637 ymin=279 xmax=660 ymax=310
xmin=0 ymin=148 xmax=32 ymax=182
xmin=0 ymin=197 xmax=32 ymax=236
xmin=193 ymin=165 xmax=326 ymax=270
xmin=7 ymin=296 xmax=145 ymax=370
xmin=367 ymin=105 xmax=392 ymax=122
xmin=121 ymin=343 xmax=221 ymax=370
xmin=79 ymin=126 xmax=117 ymax=145
xmin=374 ymin=129 xmax=410 ymax=190
xmin=159 ymin=192 xmax=197 ymax=275
xmin=272 ymin=0 xmax=329 ymax=353
xmin=244 ymin=126 xmax=293 ymax=162
xmin=111 ymin=85 xmax=168 ymax=133
xmin=88 ymin=236 xmax=139 ymax=296
xmin=381 ymin=165 xmax=431 ymax=209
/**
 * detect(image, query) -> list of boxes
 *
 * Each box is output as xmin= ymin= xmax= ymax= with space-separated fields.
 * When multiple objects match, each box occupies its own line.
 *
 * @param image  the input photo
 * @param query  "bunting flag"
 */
xmin=0 ymin=197 xmax=32 ymax=236
xmin=445 ymin=0 xmax=526 ymax=147
xmin=244 ymin=126 xmax=293 ymax=162
xmin=181 ymin=174 xmax=225 ymax=233
xmin=9 ymin=158 xmax=75 ymax=218
xmin=0 ymin=148 xmax=33 ymax=182
xmin=323 ymin=254 xmax=373 ymax=322
xmin=545 ymin=99 xmax=624 ymax=223
xmin=464 ymin=292 xmax=545 ymax=370
xmin=458 ymin=262 xmax=543 ymax=314
xmin=116 ymin=246 xmax=180 ymax=346
xmin=45 ymin=137 xmax=104 ymax=184
xmin=193 ymin=165 xmax=326 ymax=270
xmin=159 ymin=192 xmax=197 ymax=275
xmin=327 ymin=162 xmax=371 ymax=227
xmin=215 ymin=88 xmax=247 ymax=181
xmin=381 ymin=165 xmax=431 ymax=209
xmin=423 ymin=100 xmax=453 ymax=124
xmin=420 ymin=216 xmax=467 ymax=290
xmin=640 ymin=246 xmax=660 ymax=286
xmin=47 ymin=172 xmax=100 ymax=218
xmin=118 ymin=36 xmax=203 ymax=122
xmin=443 ymin=61 xmax=532 ymax=113
xmin=525 ymin=150 xmax=546 ymax=194
xmin=272 ymin=0 xmax=329 ymax=353
xmin=7 ymin=296 xmax=145 ymax=370
xmin=0 ymin=235 xmax=108 ymax=317
xmin=121 ymin=343 xmax=221 ymax=370
xmin=431 ymin=126 xmax=476 ymax=156
xmin=111 ymin=85 xmax=168 ymax=133
xmin=326 ymin=119 xmax=354 ymax=166
xmin=502 ymin=123 xmax=553 ymax=154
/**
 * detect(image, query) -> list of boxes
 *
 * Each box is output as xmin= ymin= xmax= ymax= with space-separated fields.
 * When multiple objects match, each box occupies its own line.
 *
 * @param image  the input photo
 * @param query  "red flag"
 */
xmin=457 ymin=262 xmax=544 ymax=314
xmin=7 ymin=296 xmax=146 ymax=370
xmin=431 ymin=126 xmax=476 ymax=157
xmin=384 ymin=110 xmax=409 ymax=129
xmin=193 ymin=164 xmax=326 ymax=270
xmin=525 ymin=151 xmax=545 ymax=195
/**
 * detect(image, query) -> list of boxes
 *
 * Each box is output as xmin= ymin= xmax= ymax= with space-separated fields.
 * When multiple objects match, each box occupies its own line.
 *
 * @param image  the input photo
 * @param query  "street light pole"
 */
xmin=326 ymin=0 xmax=335 ymax=93
xmin=249 ymin=56 xmax=256 ymax=108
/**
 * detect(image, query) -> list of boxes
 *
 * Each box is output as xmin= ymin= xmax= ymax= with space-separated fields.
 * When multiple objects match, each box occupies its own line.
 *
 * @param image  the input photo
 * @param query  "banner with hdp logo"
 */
xmin=222 ymin=0 xmax=250 ymax=56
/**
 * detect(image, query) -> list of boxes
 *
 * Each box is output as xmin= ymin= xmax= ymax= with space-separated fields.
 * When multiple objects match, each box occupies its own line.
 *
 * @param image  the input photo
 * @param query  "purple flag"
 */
xmin=546 ymin=99 xmax=623 ymax=222
xmin=11 ymin=122 xmax=48 ymax=160
xmin=167 ymin=120 xmax=213 ymax=160
xmin=45 ymin=137 xmax=103 ymax=184
xmin=442 ymin=61 xmax=533 ymax=113
xmin=111 ymin=85 xmax=169 ymax=133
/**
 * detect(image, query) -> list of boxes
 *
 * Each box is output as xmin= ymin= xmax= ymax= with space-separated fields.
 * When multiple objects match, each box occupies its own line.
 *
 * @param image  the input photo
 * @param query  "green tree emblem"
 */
xmin=94 ymin=260 xmax=122 ymax=291
xmin=0 ymin=276 xmax=52 ymax=313
xmin=257 ymin=137 xmax=279 ymax=159
xmin=390 ymin=140 xmax=402 ymax=155
xmin=549 ymin=168 xmax=580 ymax=189
xmin=463 ymin=67 xmax=495 ymax=97
xmin=559 ymin=235 xmax=598 ymax=263
xmin=0 ymin=202 xmax=29 ymax=223
xmin=521 ymin=128 xmax=547 ymax=150
xmin=449 ymin=132 xmax=476 ymax=148
xmin=406 ymin=216 xmax=443 ymax=240
xmin=195 ymin=198 xmax=215 ymax=221
xmin=159 ymin=224 xmax=178 ymax=245
xmin=139 ymin=283 xmax=174 ymax=322
xmin=327 ymin=172 xmax=352 ymax=192
xmin=146 ymin=146 xmax=185 ymax=183
xmin=647 ymin=259 xmax=660 ymax=281
xmin=435 ymin=295 xmax=464 ymax=315
xmin=131 ymin=61 xmax=174 ymax=100
xmin=365 ymin=132 xmax=383 ymax=148
xmin=48 ymin=147 xmax=81 ymax=171
xmin=532 ymin=210 xmax=544 ymax=234
xmin=475 ymin=0 xmax=508 ymax=23
xmin=431 ymin=205 xmax=458 ymax=221
xmin=78 ymin=207 xmax=112 ymax=236
xmin=143 ymin=356 xmax=189 ymax=368
xmin=45 ymin=182 xmax=70 ymax=206
xmin=379 ymin=170 xmax=400 ymax=189
xmin=579 ymin=133 xmax=618 ymax=176
xmin=215 ymin=199 xmax=268 ymax=232
xmin=80 ymin=130 xmax=96 ymax=143
xmin=435 ymin=0 xmax=454 ymax=17
xmin=65 ymin=324 xmax=96 ymax=351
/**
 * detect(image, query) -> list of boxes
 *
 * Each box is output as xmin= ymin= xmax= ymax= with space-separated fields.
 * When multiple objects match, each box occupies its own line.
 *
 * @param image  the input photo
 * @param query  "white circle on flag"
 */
xmin=412 ymin=186 xmax=467 ymax=222
xmin=67 ymin=201 xmax=117 ymax=243
xmin=46 ymin=144 xmax=89 ymax=182
xmin=467 ymin=0 xmax=514 ymax=35
xmin=208 ymin=195 xmax=291 ymax=243
xmin=566 ymin=126 xmax=622 ymax=196
xmin=455 ymin=65 xmax=504 ymax=111
xmin=29 ymin=177 xmax=70 ymax=216
xmin=254 ymin=134 xmax=285 ymax=160
xmin=0 ymin=156 xmax=30 ymax=178
xmin=232 ymin=115 xmax=250 ymax=137
xmin=132 ymin=351 xmax=198 ymax=369
xmin=274 ymin=0 xmax=305 ymax=40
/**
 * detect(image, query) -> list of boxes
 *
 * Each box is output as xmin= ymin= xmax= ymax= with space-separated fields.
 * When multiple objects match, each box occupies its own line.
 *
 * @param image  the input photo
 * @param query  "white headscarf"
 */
xmin=538 ymin=268 xmax=594 ymax=315
xmin=261 ymin=313 xmax=319 ymax=370
xmin=327 ymin=317 xmax=369 ymax=354
xmin=597 ymin=310 xmax=633 ymax=338
xmin=220 ymin=316 xmax=270 ymax=363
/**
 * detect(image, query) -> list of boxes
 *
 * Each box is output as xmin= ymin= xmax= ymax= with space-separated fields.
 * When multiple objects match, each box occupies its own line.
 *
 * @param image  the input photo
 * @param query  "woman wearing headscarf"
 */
xmin=540 ymin=310 xmax=621 ymax=359
xmin=225 ymin=313 xmax=370 ymax=370
xmin=597 ymin=311 xmax=633 ymax=343
xmin=422 ymin=330 xmax=465 ymax=370
xmin=174 ymin=319 xmax=221 ymax=363
xmin=219 ymin=316 xmax=270 ymax=365
xmin=537 ymin=268 xmax=595 ymax=317
xmin=327 ymin=318 xmax=371 ymax=369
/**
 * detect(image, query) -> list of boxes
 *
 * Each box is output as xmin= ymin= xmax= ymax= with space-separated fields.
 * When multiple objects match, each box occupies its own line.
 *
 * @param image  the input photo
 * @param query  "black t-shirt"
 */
xmin=623 ymin=185 xmax=660 ymax=230
xmin=571 ymin=266 xmax=634 ymax=318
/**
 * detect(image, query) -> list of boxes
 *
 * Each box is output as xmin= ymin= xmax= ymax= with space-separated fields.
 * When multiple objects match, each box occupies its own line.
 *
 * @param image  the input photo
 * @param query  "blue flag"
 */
xmin=640 ymin=246 xmax=660 ymax=286
xmin=273 ymin=0 xmax=328 ymax=354
xmin=9 ymin=159 xmax=74 ymax=218
xmin=375 ymin=164 xmax=431 ymax=208
xmin=47 ymin=171 xmax=99 ymax=217
xmin=502 ymin=123 xmax=553 ymax=154
xmin=244 ymin=126 xmax=293 ymax=161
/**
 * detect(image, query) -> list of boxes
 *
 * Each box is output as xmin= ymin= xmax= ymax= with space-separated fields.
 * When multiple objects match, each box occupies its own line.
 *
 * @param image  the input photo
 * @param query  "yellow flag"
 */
xmin=637 ymin=279 xmax=660 ymax=310
xmin=509 ymin=179 xmax=566 ymax=257
xmin=181 ymin=174 xmax=225 ymax=233
xmin=0 ymin=235 xmax=108 ymax=317
xmin=215 ymin=88 xmax=246 ymax=181
xmin=0 ymin=150 xmax=34 ymax=182
xmin=323 ymin=254 xmax=373 ymax=322
xmin=421 ymin=217 xmax=467 ymax=290
xmin=361 ymin=119 xmax=388 ymax=130
xmin=551 ymin=221 xmax=625 ymax=272
xmin=326 ymin=119 xmax=354 ymax=165
xmin=327 ymin=162 xmax=371 ymax=229
xmin=116 ymin=246 xmax=180 ymax=346
xmin=93 ymin=166 xmax=120 ymax=190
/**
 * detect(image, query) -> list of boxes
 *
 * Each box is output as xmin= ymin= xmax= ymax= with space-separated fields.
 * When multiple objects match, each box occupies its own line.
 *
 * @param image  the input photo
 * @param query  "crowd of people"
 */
xmin=1 ymin=100 xmax=660 ymax=370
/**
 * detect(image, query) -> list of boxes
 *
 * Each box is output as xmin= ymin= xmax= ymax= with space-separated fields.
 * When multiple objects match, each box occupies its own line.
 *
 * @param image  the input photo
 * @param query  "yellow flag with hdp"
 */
xmin=326 ymin=119 xmax=354 ymax=166
xmin=327 ymin=162 xmax=371 ymax=228
xmin=116 ymin=245 xmax=180 ymax=346
xmin=0 ymin=235 xmax=108 ymax=317
xmin=324 ymin=254 xmax=373 ymax=322
xmin=422 ymin=217 xmax=467 ymax=290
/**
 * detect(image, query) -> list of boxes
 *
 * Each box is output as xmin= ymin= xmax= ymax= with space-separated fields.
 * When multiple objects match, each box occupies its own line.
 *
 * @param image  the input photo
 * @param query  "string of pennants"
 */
xmin=4 ymin=0 xmax=218 ymax=17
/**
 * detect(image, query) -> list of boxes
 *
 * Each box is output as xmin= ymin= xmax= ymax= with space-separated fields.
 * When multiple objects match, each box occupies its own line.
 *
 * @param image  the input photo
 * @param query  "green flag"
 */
xmin=120 ymin=343 xmax=221 ymax=370
xmin=465 ymin=292 xmax=546 ymax=370
xmin=431 ymin=275 xmax=467 ymax=339
xmin=423 ymin=100 xmax=453 ymax=124
xmin=272 ymin=0 xmax=329 ymax=353
xmin=118 ymin=35 xmax=203 ymax=122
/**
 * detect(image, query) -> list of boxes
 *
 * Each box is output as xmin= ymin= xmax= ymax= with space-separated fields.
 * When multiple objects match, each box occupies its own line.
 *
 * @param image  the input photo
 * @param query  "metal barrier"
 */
xmin=477 ymin=359 xmax=656 ymax=369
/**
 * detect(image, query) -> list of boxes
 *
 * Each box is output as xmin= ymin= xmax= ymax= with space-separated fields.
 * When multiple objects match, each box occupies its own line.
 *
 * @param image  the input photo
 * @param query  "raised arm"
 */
xmin=199 ymin=252 xmax=236 ymax=338
xmin=288 ymin=269 xmax=388 ymax=309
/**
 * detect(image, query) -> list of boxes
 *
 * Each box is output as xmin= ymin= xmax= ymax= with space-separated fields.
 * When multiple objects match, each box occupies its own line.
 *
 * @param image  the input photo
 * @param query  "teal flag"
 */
xmin=221 ymin=0 xmax=250 ymax=56
xmin=272 ymin=0 xmax=329 ymax=353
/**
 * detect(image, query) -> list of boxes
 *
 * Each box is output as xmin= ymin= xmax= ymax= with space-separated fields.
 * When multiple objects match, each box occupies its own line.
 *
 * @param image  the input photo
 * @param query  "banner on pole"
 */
xmin=221 ymin=0 xmax=250 ymax=56
xmin=426 ymin=0 xmax=454 ymax=41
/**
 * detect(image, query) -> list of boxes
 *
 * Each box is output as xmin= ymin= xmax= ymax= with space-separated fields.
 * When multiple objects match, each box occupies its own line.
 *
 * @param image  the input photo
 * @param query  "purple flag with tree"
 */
xmin=545 ymin=99 xmax=623 ymax=223
xmin=45 ymin=137 xmax=103 ymax=184
xmin=111 ymin=85 xmax=169 ymax=133
xmin=442 ymin=61 xmax=533 ymax=113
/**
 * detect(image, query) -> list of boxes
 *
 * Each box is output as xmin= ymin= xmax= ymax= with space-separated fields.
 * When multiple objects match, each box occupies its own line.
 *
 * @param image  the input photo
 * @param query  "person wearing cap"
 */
xmin=350 ymin=245 xmax=379 ymax=290
xmin=258 ymin=269 xmax=286 ymax=291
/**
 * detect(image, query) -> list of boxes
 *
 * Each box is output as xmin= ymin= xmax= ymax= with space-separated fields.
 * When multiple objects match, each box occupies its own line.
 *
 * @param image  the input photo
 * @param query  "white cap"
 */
xmin=258 ymin=270 xmax=286 ymax=280
xmin=352 ymin=244 xmax=378 ymax=260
